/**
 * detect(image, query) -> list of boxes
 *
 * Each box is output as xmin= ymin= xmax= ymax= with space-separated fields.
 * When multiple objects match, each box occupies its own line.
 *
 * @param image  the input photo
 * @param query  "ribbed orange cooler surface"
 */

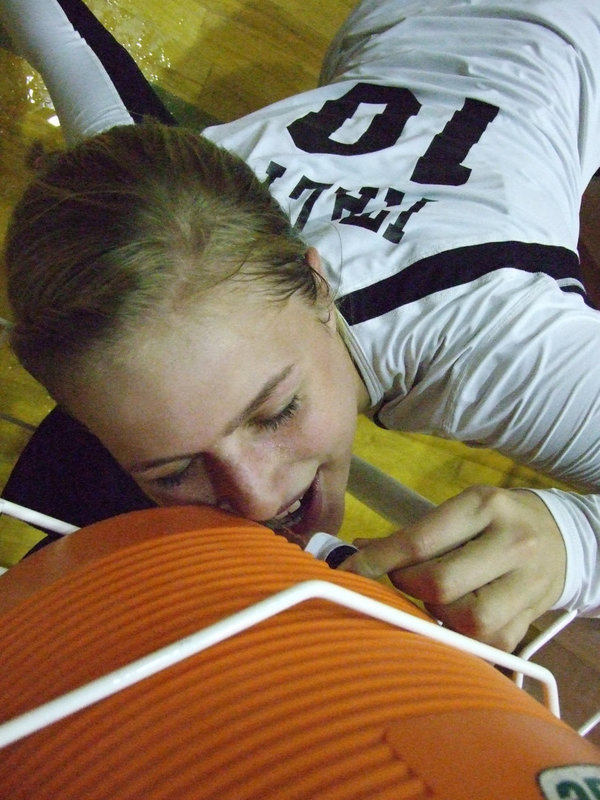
xmin=0 ymin=506 xmax=599 ymax=799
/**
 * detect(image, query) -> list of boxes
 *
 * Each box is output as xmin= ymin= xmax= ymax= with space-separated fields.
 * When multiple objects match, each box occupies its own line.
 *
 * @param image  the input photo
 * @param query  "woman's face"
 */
xmin=67 ymin=276 xmax=369 ymax=541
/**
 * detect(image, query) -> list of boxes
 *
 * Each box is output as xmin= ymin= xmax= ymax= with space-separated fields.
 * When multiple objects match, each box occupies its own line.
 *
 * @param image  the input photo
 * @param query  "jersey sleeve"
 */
xmin=470 ymin=290 xmax=600 ymax=617
xmin=378 ymin=273 xmax=600 ymax=617
xmin=0 ymin=0 xmax=173 ymax=144
xmin=528 ymin=489 xmax=600 ymax=616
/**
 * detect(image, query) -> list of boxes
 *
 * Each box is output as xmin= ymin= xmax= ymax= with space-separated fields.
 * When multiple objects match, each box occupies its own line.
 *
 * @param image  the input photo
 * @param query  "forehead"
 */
xmin=66 ymin=290 xmax=318 ymax=464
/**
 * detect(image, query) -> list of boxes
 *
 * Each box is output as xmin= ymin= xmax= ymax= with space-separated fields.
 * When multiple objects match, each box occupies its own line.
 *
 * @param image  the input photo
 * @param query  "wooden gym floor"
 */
xmin=0 ymin=0 xmax=598 ymax=743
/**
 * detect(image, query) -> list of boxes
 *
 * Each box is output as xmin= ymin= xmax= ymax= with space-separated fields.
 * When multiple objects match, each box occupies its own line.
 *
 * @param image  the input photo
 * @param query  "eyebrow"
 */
xmin=130 ymin=364 xmax=295 ymax=474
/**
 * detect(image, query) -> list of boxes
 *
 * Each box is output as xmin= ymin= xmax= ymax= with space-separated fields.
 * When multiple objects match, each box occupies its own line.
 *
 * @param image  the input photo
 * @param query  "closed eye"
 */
xmin=252 ymin=396 xmax=300 ymax=432
xmin=151 ymin=395 xmax=300 ymax=488
xmin=153 ymin=459 xmax=193 ymax=489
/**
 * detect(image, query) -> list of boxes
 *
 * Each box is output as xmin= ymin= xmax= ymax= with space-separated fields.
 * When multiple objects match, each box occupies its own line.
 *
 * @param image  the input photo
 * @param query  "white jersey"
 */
xmin=3 ymin=0 xmax=600 ymax=614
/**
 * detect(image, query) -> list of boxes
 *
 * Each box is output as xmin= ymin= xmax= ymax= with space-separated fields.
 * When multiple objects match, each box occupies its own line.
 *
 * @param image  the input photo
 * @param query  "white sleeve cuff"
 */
xmin=528 ymin=488 xmax=600 ymax=616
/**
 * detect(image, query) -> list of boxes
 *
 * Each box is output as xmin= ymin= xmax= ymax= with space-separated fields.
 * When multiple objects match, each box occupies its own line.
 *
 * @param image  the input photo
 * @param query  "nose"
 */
xmin=203 ymin=444 xmax=284 ymax=523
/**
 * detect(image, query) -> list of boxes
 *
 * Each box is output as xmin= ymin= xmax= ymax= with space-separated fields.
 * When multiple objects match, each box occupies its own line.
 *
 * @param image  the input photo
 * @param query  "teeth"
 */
xmin=273 ymin=499 xmax=302 ymax=520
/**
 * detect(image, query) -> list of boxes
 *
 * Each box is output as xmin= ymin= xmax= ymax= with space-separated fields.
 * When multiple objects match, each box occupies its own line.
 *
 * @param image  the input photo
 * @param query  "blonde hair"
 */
xmin=5 ymin=122 xmax=322 ymax=395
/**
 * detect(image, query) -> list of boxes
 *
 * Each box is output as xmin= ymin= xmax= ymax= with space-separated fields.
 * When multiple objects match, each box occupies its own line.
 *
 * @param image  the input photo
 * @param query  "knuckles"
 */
xmin=398 ymin=530 xmax=439 ymax=565
xmin=461 ymin=484 xmax=542 ymax=555
xmin=461 ymin=483 xmax=512 ymax=518
xmin=394 ymin=560 xmax=464 ymax=606
xmin=445 ymin=601 xmax=499 ymax=644
xmin=430 ymin=597 xmax=532 ymax=652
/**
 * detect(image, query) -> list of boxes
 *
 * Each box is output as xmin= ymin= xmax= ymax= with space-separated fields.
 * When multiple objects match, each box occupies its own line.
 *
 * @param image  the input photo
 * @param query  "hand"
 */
xmin=339 ymin=485 xmax=567 ymax=652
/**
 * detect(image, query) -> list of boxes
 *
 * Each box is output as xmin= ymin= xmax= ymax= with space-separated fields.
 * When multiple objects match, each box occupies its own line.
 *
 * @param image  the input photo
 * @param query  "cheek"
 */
xmin=292 ymin=394 xmax=356 ymax=460
xmin=304 ymin=340 xmax=360 ymax=457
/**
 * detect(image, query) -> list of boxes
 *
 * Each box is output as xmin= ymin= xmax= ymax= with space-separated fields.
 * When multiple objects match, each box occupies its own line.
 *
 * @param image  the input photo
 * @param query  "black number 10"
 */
xmin=287 ymin=82 xmax=499 ymax=187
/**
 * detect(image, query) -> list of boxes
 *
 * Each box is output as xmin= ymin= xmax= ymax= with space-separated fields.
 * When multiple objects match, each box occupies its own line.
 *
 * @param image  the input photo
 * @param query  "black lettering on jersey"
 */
xmin=289 ymin=176 xmax=333 ymax=230
xmin=384 ymin=197 xmax=433 ymax=244
xmin=287 ymin=82 xmax=421 ymax=156
xmin=411 ymin=98 xmax=500 ymax=186
xmin=287 ymin=83 xmax=499 ymax=187
xmin=332 ymin=186 xmax=432 ymax=243
xmin=268 ymin=89 xmax=499 ymax=243
xmin=333 ymin=187 xmax=389 ymax=233
xmin=266 ymin=163 xmax=434 ymax=243
xmin=265 ymin=160 xmax=287 ymax=186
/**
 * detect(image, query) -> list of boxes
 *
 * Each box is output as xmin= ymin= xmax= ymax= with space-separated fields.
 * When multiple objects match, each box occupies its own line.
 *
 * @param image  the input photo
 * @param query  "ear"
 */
xmin=305 ymin=246 xmax=324 ymax=276
xmin=305 ymin=247 xmax=336 ymax=328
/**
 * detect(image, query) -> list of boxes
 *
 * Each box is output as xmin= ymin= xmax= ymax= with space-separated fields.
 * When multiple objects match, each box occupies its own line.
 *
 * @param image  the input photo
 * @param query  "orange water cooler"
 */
xmin=1 ymin=505 xmax=599 ymax=799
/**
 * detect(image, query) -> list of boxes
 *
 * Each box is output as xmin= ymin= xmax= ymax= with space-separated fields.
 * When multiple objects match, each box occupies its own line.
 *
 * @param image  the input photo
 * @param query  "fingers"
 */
xmin=340 ymin=485 xmax=499 ymax=580
xmin=339 ymin=486 xmax=567 ymax=650
xmin=426 ymin=570 xmax=549 ymax=652
xmin=387 ymin=513 xmax=538 ymax=605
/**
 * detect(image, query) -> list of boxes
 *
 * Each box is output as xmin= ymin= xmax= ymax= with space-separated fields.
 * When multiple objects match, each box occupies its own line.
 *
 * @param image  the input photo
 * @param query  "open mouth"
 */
xmin=264 ymin=480 xmax=318 ymax=533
